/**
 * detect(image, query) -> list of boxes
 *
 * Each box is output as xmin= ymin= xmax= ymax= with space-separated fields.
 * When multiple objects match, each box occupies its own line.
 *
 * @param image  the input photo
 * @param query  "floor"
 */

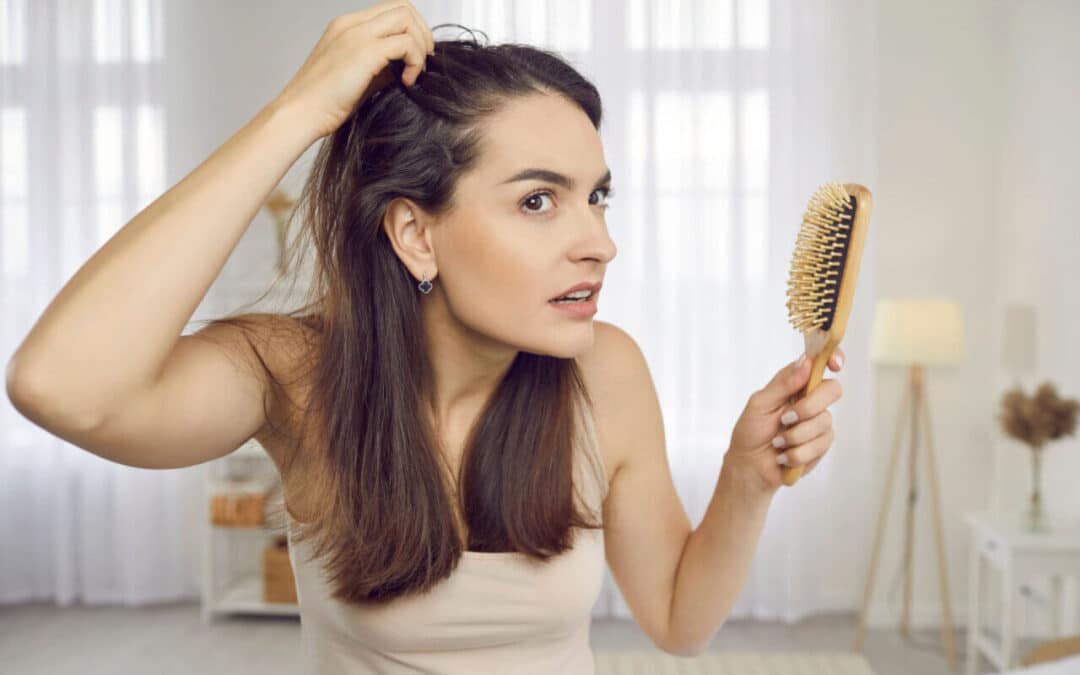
xmin=0 ymin=602 xmax=976 ymax=675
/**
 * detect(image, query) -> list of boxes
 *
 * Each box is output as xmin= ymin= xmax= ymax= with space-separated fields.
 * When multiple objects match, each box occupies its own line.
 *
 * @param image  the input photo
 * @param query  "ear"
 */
xmin=382 ymin=197 xmax=437 ymax=284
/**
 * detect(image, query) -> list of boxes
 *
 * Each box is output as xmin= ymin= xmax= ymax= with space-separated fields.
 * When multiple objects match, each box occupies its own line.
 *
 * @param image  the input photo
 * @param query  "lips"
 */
xmin=550 ymin=281 xmax=602 ymax=301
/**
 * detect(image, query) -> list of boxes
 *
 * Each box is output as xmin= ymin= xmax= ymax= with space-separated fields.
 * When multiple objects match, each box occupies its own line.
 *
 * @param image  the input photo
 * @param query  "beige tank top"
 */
xmin=285 ymin=402 xmax=610 ymax=674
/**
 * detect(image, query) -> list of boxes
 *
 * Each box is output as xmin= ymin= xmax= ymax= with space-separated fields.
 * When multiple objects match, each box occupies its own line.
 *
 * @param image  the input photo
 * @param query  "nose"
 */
xmin=575 ymin=206 xmax=617 ymax=264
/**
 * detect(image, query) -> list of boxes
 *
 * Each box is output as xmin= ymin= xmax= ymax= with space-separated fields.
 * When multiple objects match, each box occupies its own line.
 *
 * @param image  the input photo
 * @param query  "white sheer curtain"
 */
xmin=0 ymin=0 xmax=203 ymax=605
xmin=424 ymin=0 xmax=880 ymax=622
xmin=2 ymin=0 xmax=879 ymax=623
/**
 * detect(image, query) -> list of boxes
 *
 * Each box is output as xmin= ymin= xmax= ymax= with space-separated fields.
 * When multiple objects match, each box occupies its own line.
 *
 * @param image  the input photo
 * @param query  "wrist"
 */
xmin=720 ymin=454 xmax=778 ymax=502
xmin=257 ymin=97 xmax=323 ymax=150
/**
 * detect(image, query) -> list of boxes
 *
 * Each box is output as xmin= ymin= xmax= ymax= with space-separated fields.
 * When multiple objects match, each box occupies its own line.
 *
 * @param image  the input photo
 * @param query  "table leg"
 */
xmin=1002 ymin=559 xmax=1014 ymax=669
xmin=1050 ymin=575 xmax=1063 ymax=638
xmin=966 ymin=538 xmax=981 ymax=675
xmin=1065 ymin=577 xmax=1078 ymax=635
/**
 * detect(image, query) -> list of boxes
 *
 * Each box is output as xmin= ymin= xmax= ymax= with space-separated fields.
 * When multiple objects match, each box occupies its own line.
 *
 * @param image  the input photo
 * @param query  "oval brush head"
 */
xmin=781 ymin=182 xmax=872 ymax=486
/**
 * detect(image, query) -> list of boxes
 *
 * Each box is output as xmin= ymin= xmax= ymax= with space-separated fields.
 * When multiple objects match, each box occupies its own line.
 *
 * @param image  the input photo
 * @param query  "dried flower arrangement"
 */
xmin=996 ymin=381 xmax=1079 ymax=531
xmin=997 ymin=382 xmax=1079 ymax=449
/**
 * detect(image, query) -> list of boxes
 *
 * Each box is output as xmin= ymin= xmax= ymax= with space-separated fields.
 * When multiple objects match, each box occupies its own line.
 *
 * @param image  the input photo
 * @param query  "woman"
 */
xmin=6 ymin=1 xmax=844 ymax=672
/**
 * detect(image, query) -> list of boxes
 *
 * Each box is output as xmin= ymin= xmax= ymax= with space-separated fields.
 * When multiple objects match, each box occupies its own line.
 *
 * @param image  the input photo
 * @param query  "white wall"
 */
xmin=991 ymin=0 xmax=1080 ymax=524
xmin=870 ymin=0 xmax=1080 ymax=637
xmin=163 ymin=0 xmax=342 ymax=323
xmin=990 ymin=0 xmax=1080 ymax=639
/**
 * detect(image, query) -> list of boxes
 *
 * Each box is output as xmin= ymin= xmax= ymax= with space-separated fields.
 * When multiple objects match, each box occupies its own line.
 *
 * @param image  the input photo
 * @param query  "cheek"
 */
xmin=443 ymin=222 xmax=540 ymax=315
xmin=449 ymin=224 xmax=524 ymax=290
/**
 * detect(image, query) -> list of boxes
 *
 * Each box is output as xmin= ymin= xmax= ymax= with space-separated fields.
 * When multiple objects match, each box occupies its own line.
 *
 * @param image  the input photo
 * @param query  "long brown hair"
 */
xmin=193 ymin=26 xmax=606 ymax=605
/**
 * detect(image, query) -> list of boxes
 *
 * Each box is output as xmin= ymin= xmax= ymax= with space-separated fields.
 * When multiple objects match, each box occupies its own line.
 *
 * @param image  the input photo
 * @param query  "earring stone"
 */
xmin=418 ymin=272 xmax=433 ymax=294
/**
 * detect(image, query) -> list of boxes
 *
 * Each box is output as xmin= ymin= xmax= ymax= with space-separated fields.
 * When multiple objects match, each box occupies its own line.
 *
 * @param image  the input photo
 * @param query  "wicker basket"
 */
xmin=210 ymin=491 xmax=266 ymax=527
xmin=263 ymin=535 xmax=298 ymax=604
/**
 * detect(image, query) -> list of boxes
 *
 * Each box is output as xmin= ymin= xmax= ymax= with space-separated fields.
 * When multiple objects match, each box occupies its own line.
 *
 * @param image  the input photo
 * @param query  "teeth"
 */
xmin=556 ymin=289 xmax=592 ymax=300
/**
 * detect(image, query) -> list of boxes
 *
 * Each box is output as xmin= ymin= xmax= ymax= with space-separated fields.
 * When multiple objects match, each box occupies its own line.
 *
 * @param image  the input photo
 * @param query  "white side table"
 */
xmin=964 ymin=510 xmax=1080 ymax=674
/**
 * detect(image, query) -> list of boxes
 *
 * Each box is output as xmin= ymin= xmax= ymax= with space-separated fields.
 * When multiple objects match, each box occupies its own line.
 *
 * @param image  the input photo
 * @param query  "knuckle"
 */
xmin=325 ymin=18 xmax=347 ymax=39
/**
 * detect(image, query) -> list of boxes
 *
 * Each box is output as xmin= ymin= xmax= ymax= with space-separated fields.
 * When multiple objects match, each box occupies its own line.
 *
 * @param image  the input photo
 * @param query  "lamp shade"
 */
xmin=870 ymin=298 xmax=966 ymax=366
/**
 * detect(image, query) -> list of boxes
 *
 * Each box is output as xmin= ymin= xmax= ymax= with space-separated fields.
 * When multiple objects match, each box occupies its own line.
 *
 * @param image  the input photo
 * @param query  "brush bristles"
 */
xmin=786 ymin=182 xmax=854 ymax=333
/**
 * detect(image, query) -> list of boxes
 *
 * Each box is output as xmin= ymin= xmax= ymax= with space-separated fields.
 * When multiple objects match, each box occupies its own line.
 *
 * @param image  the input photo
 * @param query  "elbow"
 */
xmin=6 ymin=355 xmax=45 ymax=418
xmin=658 ymin=628 xmax=704 ymax=658
xmin=660 ymin=622 xmax=719 ymax=658
xmin=661 ymin=640 xmax=708 ymax=658
xmin=6 ymin=357 xmax=104 ymax=433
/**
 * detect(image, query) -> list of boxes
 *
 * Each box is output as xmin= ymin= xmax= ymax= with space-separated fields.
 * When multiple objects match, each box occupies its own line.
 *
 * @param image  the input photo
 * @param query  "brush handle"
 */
xmin=781 ymin=342 xmax=832 ymax=486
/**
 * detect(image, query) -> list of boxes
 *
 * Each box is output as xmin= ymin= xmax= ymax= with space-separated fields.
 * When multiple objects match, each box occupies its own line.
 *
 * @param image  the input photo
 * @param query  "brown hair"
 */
xmin=192 ymin=26 xmax=606 ymax=605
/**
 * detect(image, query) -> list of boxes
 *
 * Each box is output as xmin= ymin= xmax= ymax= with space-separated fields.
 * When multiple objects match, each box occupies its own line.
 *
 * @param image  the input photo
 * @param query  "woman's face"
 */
xmin=425 ymin=92 xmax=618 ymax=359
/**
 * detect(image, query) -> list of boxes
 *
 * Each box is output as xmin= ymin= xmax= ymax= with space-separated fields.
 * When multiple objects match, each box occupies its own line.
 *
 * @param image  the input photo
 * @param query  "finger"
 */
xmin=386 ymin=2 xmax=432 ymax=55
xmin=773 ymin=408 xmax=831 ymax=450
xmin=326 ymin=0 xmax=410 ymax=40
xmin=776 ymin=428 xmax=833 ymax=468
xmin=779 ymin=378 xmax=842 ymax=427
xmin=375 ymin=33 xmax=426 ymax=86
xmin=366 ymin=5 xmax=428 ymax=70
xmin=749 ymin=353 xmax=811 ymax=414
xmin=403 ymin=2 xmax=436 ymax=53
xmin=828 ymin=347 xmax=845 ymax=372
xmin=828 ymin=353 xmax=840 ymax=371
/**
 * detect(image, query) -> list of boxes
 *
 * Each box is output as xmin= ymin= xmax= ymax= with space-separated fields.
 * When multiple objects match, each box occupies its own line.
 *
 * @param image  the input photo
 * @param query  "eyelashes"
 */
xmin=520 ymin=186 xmax=616 ymax=215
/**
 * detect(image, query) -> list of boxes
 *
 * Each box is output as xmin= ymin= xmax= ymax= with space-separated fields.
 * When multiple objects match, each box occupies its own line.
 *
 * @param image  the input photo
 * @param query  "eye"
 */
xmin=591 ymin=186 xmax=615 ymax=209
xmin=520 ymin=190 xmax=555 ymax=214
xmin=519 ymin=187 xmax=616 ymax=215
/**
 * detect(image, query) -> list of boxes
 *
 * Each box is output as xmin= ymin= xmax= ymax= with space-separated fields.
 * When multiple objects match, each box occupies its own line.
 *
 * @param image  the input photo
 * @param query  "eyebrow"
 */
xmin=499 ymin=167 xmax=613 ymax=191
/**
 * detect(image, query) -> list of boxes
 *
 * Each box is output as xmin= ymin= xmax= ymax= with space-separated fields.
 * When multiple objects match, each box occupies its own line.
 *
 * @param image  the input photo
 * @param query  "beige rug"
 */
xmin=594 ymin=650 xmax=876 ymax=674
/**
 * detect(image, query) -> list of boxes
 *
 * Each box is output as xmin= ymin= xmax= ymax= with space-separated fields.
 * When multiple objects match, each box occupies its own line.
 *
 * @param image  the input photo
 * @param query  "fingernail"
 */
xmin=776 ymin=453 xmax=789 ymax=465
xmin=781 ymin=410 xmax=799 ymax=425
xmin=771 ymin=435 xmax=786 ymax=449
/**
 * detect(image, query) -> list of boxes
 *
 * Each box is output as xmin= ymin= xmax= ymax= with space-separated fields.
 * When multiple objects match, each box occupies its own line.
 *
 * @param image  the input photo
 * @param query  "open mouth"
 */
xmin=549 ymin=290 xmax=595 ymax=304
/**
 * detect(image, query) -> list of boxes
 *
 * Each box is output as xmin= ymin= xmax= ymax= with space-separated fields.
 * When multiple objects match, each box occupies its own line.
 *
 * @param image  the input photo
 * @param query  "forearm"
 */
xmin=7 ymin=99 xmax=316 ymax=425
xmin=665 ymin=456 xmax=776 ymax=656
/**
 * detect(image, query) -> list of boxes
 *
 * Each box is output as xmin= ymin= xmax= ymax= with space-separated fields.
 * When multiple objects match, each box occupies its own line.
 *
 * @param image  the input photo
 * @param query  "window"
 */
xmin=0 ymin=0 xmax=167 ymax=287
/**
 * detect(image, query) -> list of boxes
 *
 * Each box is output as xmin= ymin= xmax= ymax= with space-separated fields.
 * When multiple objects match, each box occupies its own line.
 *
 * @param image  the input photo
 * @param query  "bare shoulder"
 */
xmin=574 ymin=320 xmax=652 ymax=483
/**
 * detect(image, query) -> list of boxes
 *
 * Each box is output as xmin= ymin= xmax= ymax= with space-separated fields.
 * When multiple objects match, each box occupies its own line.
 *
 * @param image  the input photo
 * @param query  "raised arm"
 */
xmin=5 ymin=2 xmax=435 ymax=469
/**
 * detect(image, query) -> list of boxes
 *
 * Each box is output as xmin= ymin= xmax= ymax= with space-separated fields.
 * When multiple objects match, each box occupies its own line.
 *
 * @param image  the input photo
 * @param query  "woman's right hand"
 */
xmin=274 ymin=1 xmax=435 ymax=141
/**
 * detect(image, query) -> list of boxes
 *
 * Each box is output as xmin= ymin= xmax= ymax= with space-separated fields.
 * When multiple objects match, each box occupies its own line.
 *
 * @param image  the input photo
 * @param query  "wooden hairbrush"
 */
xmin=781 ymin=182 xmax=872 ymax=486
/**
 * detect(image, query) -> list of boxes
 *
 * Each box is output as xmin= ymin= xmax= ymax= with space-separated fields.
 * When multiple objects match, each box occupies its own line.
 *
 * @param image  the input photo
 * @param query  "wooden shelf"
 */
xmin=209 ymin=574 xmax=298 ymax=617
xmin=202 ymin=439 xmax=295 ymax=623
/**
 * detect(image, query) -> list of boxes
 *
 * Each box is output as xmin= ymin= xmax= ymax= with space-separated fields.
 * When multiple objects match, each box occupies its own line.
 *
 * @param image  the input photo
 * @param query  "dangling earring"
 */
xmin=418 ymin=271 xmax=433 ymax=294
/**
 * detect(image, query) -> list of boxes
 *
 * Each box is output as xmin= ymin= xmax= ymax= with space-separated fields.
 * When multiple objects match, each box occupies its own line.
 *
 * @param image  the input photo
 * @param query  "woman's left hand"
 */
xmin=724 ymin=347 xmax=845 ymax=493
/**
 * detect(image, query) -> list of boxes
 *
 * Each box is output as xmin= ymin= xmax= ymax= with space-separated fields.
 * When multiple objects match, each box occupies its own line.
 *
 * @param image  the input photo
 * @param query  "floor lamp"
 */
xmin=853 ymin=299 xmax=967 ymax=672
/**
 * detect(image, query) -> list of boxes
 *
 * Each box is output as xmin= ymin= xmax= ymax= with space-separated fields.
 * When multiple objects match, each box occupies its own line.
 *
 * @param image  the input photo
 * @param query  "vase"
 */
xmin=1026 ymin=445 xmax=1048 ymax=532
